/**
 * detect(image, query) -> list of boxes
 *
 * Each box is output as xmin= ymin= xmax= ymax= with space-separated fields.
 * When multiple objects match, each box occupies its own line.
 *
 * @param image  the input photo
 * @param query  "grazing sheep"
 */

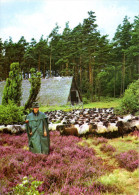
xmin=0 ymin=125 xmax=5 ymax=132
xmin=96 ymin=122 xmax=108 ymax=134
xmin=116 ymin=121 xmax=128 ymax=138
xmin=129 ymin=120 xmax=139 ymax=131
xmin=118 ymin=114 xmax=133 ymax=123
xmin=77 ymin=123 xmax=90 ymax=135
xmin=60 ymin=126 xmax=78 ymax=136
xmin=48 ymin=123 xmax=64 ymax=131
xmin=107 ymin=123 xmax=118 ymax=132
xmin=42 ymin=109 xmax=137 ymax=138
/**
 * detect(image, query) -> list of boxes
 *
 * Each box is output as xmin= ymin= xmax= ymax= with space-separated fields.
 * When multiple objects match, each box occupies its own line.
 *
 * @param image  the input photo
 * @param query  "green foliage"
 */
xmin=0 ymin=102 xmax=24 ymax=125
xmin=13 ymin=176 xmax=44 ymax=195
xmin=0 ymin=14 xmax=138 ymax=99
xmin=118 ymin=80 xmax=139 ymax=114
xmin=82 ymin=96 xmax=90 ymax=104
xmin=2 ymin=62 xmax=22 ymax=106
xmin=24 ymin=68 xmax=41 ymax=110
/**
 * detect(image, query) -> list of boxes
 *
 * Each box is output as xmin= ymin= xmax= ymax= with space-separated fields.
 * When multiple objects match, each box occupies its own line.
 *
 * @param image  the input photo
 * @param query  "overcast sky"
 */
xmin=0 ymin=0 xmax=138 ymax=43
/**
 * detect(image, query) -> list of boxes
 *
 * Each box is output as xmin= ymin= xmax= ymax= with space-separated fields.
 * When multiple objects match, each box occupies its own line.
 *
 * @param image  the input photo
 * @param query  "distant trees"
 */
xmin=0 ymin=12 xmax=138 ymax=100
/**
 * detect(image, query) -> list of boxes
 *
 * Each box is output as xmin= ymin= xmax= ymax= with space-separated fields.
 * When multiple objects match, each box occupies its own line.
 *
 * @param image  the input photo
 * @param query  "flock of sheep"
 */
xmin=0 ymin=108 xmax=138 ymax=138
xmin=46 ymin=108 xmax=139 ymax=138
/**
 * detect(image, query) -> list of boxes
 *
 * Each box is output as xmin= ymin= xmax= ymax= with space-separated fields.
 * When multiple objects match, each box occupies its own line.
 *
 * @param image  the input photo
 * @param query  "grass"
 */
xmin=78 ymin=133 xmax=139 ymax=195
xmin=39 ymin=98 xmax=121 ymax=112
xmin=97 ymin=169 xmax=138 ymax=195
xmin=108 ymin=137 xmax=138 ymax=154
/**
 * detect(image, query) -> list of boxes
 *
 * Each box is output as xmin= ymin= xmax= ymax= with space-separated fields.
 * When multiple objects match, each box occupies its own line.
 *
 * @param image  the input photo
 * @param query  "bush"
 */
xmin=118 ymin=80 xmax=139 ymax=114
xmin=24 ymin=68 xmax=41 ymax=110
xmin=0 ymin=103 xmax=24 ymax=125
xmin=115 ymin=150 xmax=138 ymax=171
xmin=0 ymin=132 xmax=109 ymax=194
xmin=93 ymin=137 xmax=108 ymax=145
xmin=82 ymin=96 xmax=90 ymax=104
xmin=13 ymin=176 xmax=44 ymax=195
xmin=2 ymin=62 xmax=22 ymax=106
xmin=100 ymin=144 xmax=116 ymax=153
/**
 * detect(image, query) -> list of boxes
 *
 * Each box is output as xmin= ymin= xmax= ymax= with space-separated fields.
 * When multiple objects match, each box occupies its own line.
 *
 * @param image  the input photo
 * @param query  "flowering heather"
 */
xmin=0 ymin=131 xmax=115 ymax=194
xmin=0 ymin=131 xmax=137 ymax=194
xmin=115 ymin=150 xmax=139 ymax=171
xmin=100 ymin=144 xmax=116 ymax=153
xmin=130 ymin=130 xmax=139 ymax=137
xmin=93 ymin=137 xmax=108 ymax=145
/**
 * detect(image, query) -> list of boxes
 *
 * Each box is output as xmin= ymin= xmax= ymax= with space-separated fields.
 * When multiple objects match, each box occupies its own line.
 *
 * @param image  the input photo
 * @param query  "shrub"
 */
xmin=93 ymin=137 xmax=108 ymax=145
xmin=0 ymin=103 xmax=24 ymax=125
xmin=118 ymin=80 xmax=139 ymax=114
xmin=82 ymin=96 xmax=90 ymax=104
xmin=2 ymin=62 xmax=22 ymax=106
xmin=24 ymin=68 xmax=41 ymax=110
xmin=13 ymin=176 xmax=44 ymax=195
xmin=115 ymin=150 xmax=138 ymax=171
xmin=0 ymin=132 xmax=110 ymax=194
xmin=100 ymin=144 xmax=116 ymax=153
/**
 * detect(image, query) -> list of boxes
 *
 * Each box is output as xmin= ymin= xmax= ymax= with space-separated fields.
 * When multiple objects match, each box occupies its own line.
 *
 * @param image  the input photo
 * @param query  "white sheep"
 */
xmin=48 ymin=123 xmax=63 ymax=131
xmin=118 ymin=114 xmax=133 ymax=123
xmin=74 ymin=124 xmax=80 ymax=133
xmin=0 ymin=125 xmax=5 ymax=132
xmin=107 ymin=123 xmax=118 ymax=132
xmin=77 ymin=123 xmax=90 ymax=135
xmin=129 ymin=120 xmax=139 ymax=130
xmin=96 ymin=122 xmax=108 ymax=134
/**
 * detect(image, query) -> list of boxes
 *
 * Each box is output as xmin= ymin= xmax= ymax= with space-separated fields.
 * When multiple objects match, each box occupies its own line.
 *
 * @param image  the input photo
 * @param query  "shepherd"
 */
xmin=25 ymin=102 xmax=50 ymax=154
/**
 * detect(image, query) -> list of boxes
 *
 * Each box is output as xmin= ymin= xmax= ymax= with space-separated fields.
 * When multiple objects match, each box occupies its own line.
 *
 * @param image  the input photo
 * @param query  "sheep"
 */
xmin=107 ymin=123 xmax=118 ymax=132
xmin=59 ymin=126 xmax=78 ymax=136
xmin=77 ymin=123 xmax=90 ymax=135
xmin=48 ymin=123 xmax=63 ymax=131
xmin=45 ymin=108 xmax=138 ymax=138
xmin=129 ymin=120 xmax=139 ymax=131
xmin=20 ymin=124 xmax=26 ymax=132
xmin=116 ymin=121 xmax=128 ymax=138
xmin=96 ymin=122 xmax=108 ymax=134
xmin=1 ymin=125 xmax=18 ymax=134
xmin=118 ymin=114 xmax=133 ymax=123
xmin=0 ymin=125 xmax=5 ymax=132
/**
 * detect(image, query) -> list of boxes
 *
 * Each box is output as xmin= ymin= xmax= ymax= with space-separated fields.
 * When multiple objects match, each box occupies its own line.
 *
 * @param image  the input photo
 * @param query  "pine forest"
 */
xmin=0 ymin=11 xmax=138 ymax=100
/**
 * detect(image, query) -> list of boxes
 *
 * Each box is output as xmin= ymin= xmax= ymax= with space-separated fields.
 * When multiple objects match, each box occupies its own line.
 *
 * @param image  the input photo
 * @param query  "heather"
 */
xmin=0 ymin=131 xmax=139 ymax=194
xmin=92 ymin=137 xmax=108 ymax=146
xmin=100 ymin=144 xmax=116 ymax=154
xmin=0 ymin=132 xmax=111 ymax=194
xmin=115 ymin=150 xmax=138 ymax=171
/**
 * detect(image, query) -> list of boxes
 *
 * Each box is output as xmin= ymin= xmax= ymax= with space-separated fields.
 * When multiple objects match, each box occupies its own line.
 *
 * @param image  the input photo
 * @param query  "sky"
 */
xmin=0 ymin=0 xmax=139 ymax=43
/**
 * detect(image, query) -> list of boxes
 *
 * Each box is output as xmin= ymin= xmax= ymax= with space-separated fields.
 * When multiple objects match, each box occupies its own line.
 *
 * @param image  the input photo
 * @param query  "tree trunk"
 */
xmin=137 ymin=56 xmax=139 ymax=76
xmin=73 ymin=58 xmax=77 ymax=80
xmin=79 ymin=56 xmax=82 ymax=88
xmin=80 ymin=66 xmax=82 ymax=92
xmin=38 ymin=55 xmax=40 ymax=72
xmin=98 ymin=81 xmax=101 ymax=101
xmin=89 ymin=56 xmax=93 ymax=85
xmin=120 ymin=53 xmax=126 ymax=95
xmin=89 ymin=55 xmax=94 ymax=102
xmin=66 ymin=62 xmax=68 ymax=76
xmin=50 ymin=53 xmax=52 ymax=77
xmin=122 ymin=53 xmax=125 ymax=94
xmin=43 ymin=62 xmax=46 ymax=78
xmin=121 ymin=53 xmax=126 ymax=94
xmin=114 ymin=66 xmax=116 ymax=98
